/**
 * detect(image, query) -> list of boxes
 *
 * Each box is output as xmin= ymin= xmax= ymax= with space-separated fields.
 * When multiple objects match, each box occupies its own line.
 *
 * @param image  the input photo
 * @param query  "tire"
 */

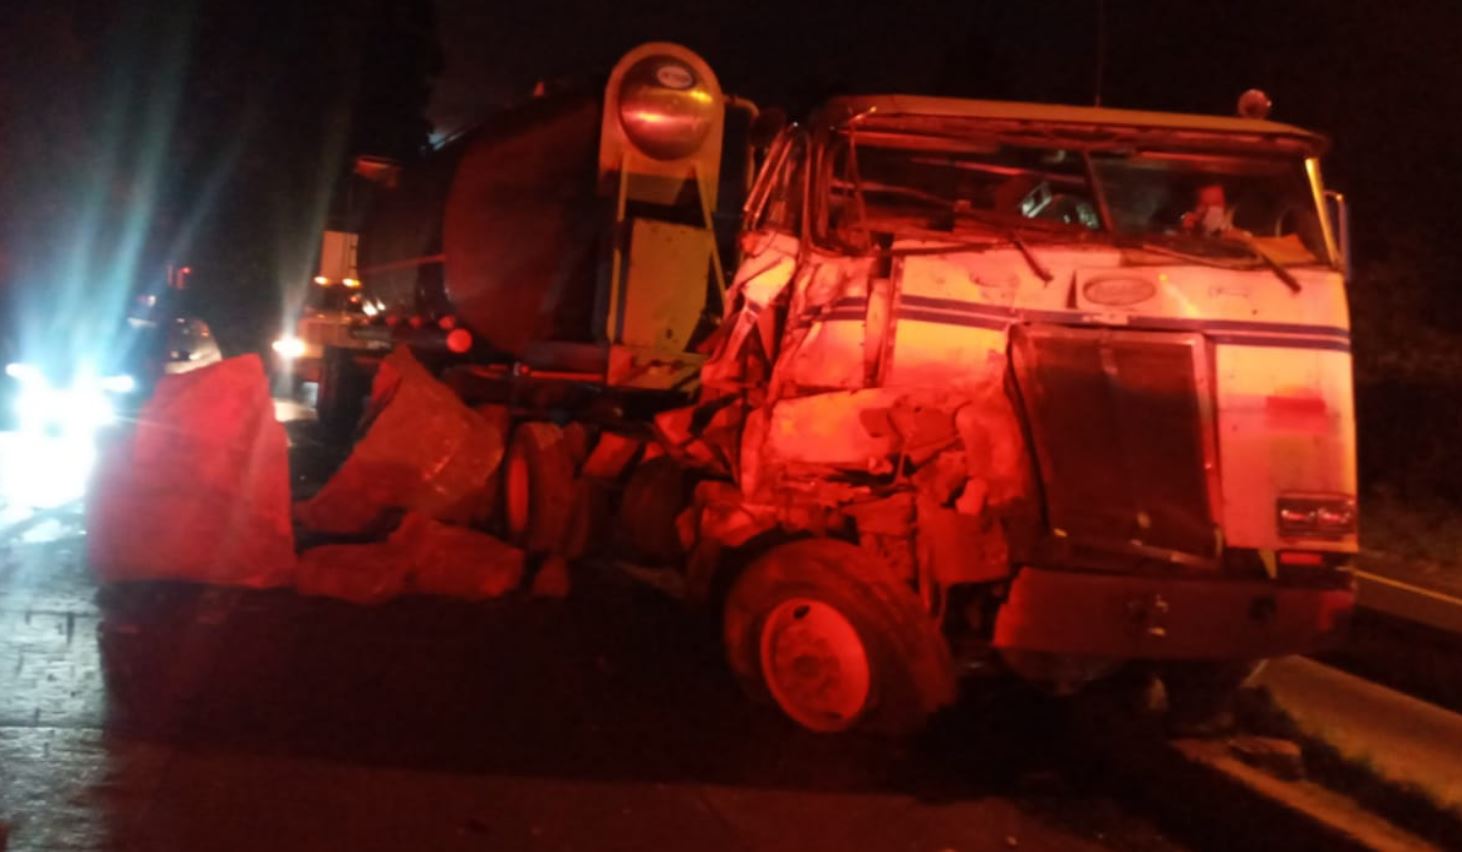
xmin=504 ymin=422 xmax=577 ymax=554
xmin=723 ymin=539 xmax=955 ymax=735
xmin=563 ymin=477 xmax=611 ymax=561
xmin=316 ymin=346 xmax=368 ymax=442
xmin=615 ymin=456 xmax=691 ymax=565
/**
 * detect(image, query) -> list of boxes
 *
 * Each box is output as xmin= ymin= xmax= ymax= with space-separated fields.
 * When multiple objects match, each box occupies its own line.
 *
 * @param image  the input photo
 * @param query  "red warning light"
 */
xmin=446 ymin=328 xmax=473 ymax=354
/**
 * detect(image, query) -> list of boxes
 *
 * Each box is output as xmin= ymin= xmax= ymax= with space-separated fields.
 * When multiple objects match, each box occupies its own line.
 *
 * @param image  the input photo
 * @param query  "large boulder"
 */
xmin=392 ymin=512 xmax=525 ymax=600
xmin=87 ymin=354 xmax=295 ymax=588
xmin=296 ymin=542 xmax=409 ymax=605
xmin=295 ymin=513 xmax=525 ymax=605
xmin=295 ymin=347 xmax=506 ymax=534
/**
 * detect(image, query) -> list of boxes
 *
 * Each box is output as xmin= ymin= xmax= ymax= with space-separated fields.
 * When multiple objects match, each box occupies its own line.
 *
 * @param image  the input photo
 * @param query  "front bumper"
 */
xmin=992 ymin=566 xmax=1354 ymax=660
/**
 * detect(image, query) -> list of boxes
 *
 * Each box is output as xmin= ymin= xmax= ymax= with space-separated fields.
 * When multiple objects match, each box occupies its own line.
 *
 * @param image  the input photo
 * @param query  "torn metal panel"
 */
xmin=652 ymin=396 xmax=744 ymax=477
xmin=761 ymin=388 xmax=902 ymax=469
xmin=915 ymin=496 xmax=1012 ymax=586
xmin=843 ymin=492 xmax=914 ymax=537
xmin=883 ymin=246 xmax=1053 ymax=392
xmin=681 ymin=480 xmax=779 ymax=602
xmin=953 ymin=377 xmax=1035 ymax=513
xmin=700 ymin=235 xmax=799 ymax=394
xmin=845 ymin=493 xmax=917 ymax=584
xmin=910 ymin=450 xmax=967 ymax=506
xmin=685 ymin=481 xmax=778 ymax=549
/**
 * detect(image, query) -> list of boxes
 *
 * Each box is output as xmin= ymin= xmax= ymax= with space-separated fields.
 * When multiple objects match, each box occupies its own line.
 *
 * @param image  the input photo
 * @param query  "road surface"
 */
xmin=0 ymin=428 xmax=1179 ymax=852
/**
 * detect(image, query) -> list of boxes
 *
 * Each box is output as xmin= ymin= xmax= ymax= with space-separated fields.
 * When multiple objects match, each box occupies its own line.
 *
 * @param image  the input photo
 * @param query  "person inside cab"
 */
xmin=1181 ymin=182 xmax=1236 ymax=236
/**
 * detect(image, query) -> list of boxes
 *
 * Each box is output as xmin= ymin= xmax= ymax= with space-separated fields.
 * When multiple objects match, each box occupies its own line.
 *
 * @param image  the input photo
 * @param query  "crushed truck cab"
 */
xmin=690 ymin=93 xmax=1356 ymax=710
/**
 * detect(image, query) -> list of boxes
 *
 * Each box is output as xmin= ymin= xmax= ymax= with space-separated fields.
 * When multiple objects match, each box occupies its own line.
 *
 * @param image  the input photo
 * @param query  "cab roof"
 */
xmin=813 ymin=94 xmax=1328 ymax=154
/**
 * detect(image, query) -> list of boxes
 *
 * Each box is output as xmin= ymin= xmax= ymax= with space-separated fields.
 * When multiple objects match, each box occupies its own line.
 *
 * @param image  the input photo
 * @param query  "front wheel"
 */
xmin=723 ymin=539 xmax=955 ymax=735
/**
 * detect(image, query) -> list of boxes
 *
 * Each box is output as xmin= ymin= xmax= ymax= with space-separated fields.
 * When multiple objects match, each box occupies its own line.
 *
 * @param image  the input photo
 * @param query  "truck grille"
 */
xmin=1009 ymin=325 xmax=1217 ymax=563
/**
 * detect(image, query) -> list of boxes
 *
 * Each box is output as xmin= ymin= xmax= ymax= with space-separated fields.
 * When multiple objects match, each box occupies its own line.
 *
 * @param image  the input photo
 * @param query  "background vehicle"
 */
xmin=315 ymin=44 xmax=1357 ymax=734
xmin=3 ymin=277 xmax=221 ymax=438
xmin=273 ymin=229 xmax=379 ymax=392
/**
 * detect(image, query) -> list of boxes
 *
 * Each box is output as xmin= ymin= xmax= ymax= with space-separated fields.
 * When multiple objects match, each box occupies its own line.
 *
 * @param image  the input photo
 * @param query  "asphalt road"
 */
xmin=0 ymin=428 xmax=1184 ymax=852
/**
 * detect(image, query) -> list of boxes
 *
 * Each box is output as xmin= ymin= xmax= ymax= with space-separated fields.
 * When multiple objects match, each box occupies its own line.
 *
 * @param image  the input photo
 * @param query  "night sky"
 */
xmin=2 ymin=0 xmax=1460 ymax=340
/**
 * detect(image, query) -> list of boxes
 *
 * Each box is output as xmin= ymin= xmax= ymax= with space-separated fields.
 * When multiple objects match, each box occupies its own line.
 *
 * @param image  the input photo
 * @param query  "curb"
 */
xmin=1170 ymin=738 xmax=1433 ymax=851
xmin=1066 ymin=688 xmax=1436 ymax=851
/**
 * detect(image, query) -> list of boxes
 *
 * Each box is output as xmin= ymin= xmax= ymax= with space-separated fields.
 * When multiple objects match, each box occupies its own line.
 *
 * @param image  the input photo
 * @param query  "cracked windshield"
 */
xmin=823 ymin=132 xmax=1326 ymax=265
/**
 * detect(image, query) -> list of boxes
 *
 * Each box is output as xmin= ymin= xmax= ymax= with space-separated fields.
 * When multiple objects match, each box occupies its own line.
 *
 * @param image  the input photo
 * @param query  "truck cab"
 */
xmin=698 ymin=94 xmax=1356 ymax=730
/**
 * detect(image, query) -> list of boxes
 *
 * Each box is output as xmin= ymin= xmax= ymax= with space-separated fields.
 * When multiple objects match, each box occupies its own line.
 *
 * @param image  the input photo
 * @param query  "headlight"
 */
xmin=6 ymin=364 xmax=117 ymax=435
xmin=100 ymin=374 xmax=136 ymax=393
xmin=272 ymin=336 xmax=307 ymax=360
xmin=1277 ymin=495 xmax=1356 ymax=538
xmin=5 ymin=362 xmax=41 ymax=382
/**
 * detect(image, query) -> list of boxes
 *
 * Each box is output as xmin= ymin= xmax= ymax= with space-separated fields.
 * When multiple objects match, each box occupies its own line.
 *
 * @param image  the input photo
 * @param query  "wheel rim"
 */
xmin=758 ymin=596 xmax=871 ymax=732
xmin=505 ymin=451 xmax=530 ymax=539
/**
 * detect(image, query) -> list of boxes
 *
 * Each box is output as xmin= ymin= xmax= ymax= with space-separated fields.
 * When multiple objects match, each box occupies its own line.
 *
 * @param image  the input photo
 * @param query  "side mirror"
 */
xmin=1324 ymin=190 xmax=1351 ymax=280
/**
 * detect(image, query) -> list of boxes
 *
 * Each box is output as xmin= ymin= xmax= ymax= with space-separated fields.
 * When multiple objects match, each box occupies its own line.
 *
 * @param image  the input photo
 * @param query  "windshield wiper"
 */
xmin=942 ymin=206 xmax=1056 ymax=282
xmin=832 ymin=185 xmax=1058 ymax=283
xmin=1219 ymin=232 xmax=1302 ymax=293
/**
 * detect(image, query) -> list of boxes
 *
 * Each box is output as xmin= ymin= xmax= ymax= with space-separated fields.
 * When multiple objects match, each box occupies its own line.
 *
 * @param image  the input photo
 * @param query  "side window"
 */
xmin=745 ymin=129 xmax=807 ymax=234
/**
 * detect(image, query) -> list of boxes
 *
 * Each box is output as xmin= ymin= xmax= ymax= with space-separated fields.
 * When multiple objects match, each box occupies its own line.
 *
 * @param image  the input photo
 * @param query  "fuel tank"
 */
xmin=358 ymin=93 xmax=604 ymax=358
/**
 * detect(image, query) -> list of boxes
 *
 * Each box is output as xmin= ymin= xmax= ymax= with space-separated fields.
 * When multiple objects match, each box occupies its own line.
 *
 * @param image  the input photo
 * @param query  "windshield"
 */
xmin=1090 ymin=151 xmax=1325 ymax=262
xmin=815 ymin=130 xmax=1327 ymax=265
xmin=817 ymin=135 xmax=1099 ymax=250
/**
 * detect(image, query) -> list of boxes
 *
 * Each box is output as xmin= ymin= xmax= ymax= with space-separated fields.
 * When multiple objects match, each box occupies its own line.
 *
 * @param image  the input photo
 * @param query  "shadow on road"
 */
xmin=95 ymin=565 xmax=1084 ymax=803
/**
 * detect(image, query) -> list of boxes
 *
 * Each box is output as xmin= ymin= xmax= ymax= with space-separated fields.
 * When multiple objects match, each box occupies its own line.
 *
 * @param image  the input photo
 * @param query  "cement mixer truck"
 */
xmin=311 ymin=43 xmax=1359 ymax=734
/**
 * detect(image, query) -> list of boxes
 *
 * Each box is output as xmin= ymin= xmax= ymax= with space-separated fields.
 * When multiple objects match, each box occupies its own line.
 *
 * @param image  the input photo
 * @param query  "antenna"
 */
xmin=1093 ymin=0 xmax=1107 ymax=106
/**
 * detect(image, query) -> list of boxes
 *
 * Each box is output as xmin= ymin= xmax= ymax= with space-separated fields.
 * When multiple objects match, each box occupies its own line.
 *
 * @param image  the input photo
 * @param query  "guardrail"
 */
xmin=1355 ymin=570 xmax=1462 ymax=635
